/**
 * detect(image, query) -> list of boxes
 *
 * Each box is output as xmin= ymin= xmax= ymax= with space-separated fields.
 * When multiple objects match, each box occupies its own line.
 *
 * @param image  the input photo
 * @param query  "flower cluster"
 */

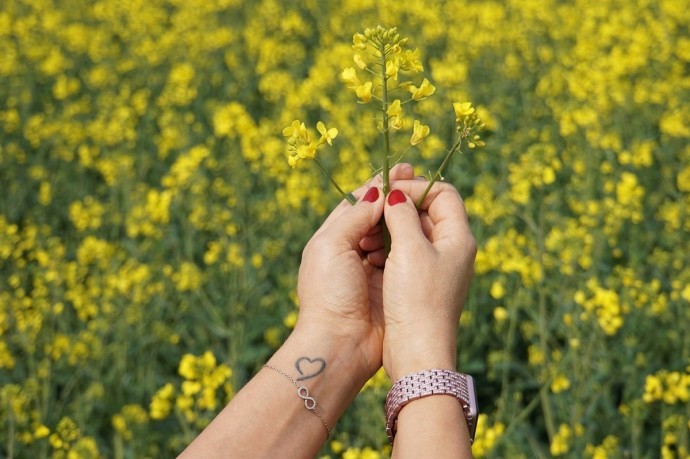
xmin=283 ymin=120 xmax=338 ymax=169
xmin=643 ymin=370 xmax=690 ymax=405
xmin=284 ymin=26 xmax=484 ymax=204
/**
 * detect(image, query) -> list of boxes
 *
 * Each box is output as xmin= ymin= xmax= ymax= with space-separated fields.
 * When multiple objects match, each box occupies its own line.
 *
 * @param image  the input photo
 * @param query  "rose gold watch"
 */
xmin=384 ymin=369 xmax=478 ymax=444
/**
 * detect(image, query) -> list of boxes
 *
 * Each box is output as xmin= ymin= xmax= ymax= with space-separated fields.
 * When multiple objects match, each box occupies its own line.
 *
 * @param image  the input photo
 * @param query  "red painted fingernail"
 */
xmin=387 ymin=189 xmax=406 ymax=206
xmin=362 ymin=187 xmax=379 ymax=203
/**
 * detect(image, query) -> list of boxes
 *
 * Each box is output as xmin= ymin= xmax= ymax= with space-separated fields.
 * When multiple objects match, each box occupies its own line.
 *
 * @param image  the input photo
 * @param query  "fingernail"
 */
xmin=387 ymin=189 xmax=406 ymax=206
xmin=362 ymin=187 xmax=379 ymax=203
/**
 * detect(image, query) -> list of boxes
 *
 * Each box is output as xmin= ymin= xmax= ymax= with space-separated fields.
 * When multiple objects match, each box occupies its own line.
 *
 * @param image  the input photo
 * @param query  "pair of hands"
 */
xmin=294 ymin=163 xmax=477 ymax=385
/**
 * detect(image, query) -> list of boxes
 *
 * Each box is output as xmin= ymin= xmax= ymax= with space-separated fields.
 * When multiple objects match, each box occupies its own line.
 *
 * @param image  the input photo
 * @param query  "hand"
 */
xmin=294 ymin=164 xmax=414 ymax=384
xmin=381 ymin=182 xmax=476 ymax=381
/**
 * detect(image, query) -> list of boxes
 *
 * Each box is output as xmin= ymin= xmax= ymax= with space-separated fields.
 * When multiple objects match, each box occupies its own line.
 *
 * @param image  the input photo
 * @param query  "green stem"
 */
xmin=380 ymin=45 xmax=391 ymax=195
xmin=415 ymin=138 xmax=463 ymax=208
xmin=314 ymin=158 xmax=356 ymax=205
xmin=535 ymin=195 xmax=556 ymax=441
xmin=7 ymin=406 xmax=14 ymax=459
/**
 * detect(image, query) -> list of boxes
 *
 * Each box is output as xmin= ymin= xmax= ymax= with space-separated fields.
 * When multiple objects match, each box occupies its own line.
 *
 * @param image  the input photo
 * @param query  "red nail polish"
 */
xmin=387 ymin=189 xmax=406 ymax=206
xmin=362 ymin=187 xmax=379 ymax=203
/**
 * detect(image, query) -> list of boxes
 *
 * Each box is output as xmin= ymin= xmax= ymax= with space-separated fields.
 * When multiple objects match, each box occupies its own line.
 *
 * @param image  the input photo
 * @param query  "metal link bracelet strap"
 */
xmin=384 ymin=369 xmax=478 ymax=444
xmin=262 ymin=364 xmax=332 ymax=437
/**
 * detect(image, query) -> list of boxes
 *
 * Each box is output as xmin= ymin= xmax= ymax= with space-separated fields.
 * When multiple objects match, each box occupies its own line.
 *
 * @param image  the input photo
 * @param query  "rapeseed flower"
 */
xmin=407 ymin=78 xmax=435 ymax=100
xmin=410 ymin=120 xmax=430 ymax=146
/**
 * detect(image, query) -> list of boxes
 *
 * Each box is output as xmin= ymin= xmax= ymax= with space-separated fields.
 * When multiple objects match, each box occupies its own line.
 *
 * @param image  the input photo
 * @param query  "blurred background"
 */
xmin=1 ymin=0 xmax=689 ymax=457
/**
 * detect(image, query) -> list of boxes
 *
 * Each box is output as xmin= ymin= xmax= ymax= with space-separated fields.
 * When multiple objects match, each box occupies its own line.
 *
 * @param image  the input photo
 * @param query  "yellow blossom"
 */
xmin=490 ymin=280 xmax=506 ymax=299
xmin=454 ymin=102 xmax=475 ymax=119
xmin=317 ymin=122 xmax=338 ymax=145
xmin=551 ymin=374 xmax=571 ymax=393
xmin=296 ymin=142 xmax=318 ymax=160
xmin=352 ymin=33 xmax=367 ymax=50
xmin=402 ymin=48 xmax=424 ymax=72
xmin=353 ymin=53 xmax=367 ymax=69
xmin=408 ymin=78 xmax=435 ymax=100
xmin=282 ymin=120 xmax=310 ymax=143
xmin=354 ymin=82 xmax=373 ymax=103
xmin=387 ymin=99 xmax=403 ymax=117
xmin=389 ymin=115 xmax=404 ymax=130
xmin=340 ymin=67 xmax=360 ymax=88
xmin=386 ymin=59 xmax=401 ymax=80
xmin=550 ymin=424 xmax=572 ymax=456
xmin=493 ymin=306 xmax=509 ymax=322
xmin=410 ymin=120 xmax=430 ymax=145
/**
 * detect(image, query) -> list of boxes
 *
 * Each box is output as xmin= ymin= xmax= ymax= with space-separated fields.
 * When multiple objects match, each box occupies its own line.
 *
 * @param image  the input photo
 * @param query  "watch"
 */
xmin=384 ymin=369 xmax=478 ymax=444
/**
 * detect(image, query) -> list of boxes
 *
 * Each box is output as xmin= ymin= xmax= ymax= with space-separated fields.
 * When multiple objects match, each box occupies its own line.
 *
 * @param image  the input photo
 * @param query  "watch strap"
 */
xmin=384 ymin=369 xmax=478 ymax=444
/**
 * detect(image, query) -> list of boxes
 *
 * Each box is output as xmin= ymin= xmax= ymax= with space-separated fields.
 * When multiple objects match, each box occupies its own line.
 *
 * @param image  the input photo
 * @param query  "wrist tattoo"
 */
xmin=295 ymin=356 xmax=326 ymax=381
xmin=263 ymin=357 xmax=332 ymax=437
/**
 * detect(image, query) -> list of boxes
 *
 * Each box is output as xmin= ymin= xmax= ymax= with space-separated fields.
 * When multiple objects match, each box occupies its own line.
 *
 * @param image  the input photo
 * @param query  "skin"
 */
xmin=178 ymin=163 xmax=475 ymax=458
xmin=382 ymin=182 xmax=476 ymax=459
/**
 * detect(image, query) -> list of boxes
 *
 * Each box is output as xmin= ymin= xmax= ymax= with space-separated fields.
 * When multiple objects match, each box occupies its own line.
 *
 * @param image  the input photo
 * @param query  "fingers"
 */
xmin=358 ymin=224 xmax=383 ymax=253
xmin=317 ymin=163 xmax=415 ymax=234
xmin=317 ymin=187 xmax=385 ymax=250
xmin=366 ymin=248 xmax=387 ymax=268
xmin=388 ymin=180 xmax=471 ymax=238
xmin=389 ymin=162 xmax=415 ymax=182
xmin=383 ymin=190 xmax=428 ymax=248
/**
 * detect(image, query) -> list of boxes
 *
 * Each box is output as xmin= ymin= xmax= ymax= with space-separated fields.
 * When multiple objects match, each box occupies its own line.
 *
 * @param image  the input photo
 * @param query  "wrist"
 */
xmin=383 ymin=333 xmax=457 ymax=381
xmin=267 ymin=329 xmax=373 ymax=427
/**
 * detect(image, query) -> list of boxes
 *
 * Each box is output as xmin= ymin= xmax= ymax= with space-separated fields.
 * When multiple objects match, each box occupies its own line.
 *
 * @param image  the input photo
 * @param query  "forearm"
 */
xmin=179 ymin=331 xmax=369 ymax=458
xmin=385 ymin=330 xmax=473 ymax=459
xmin=392 ymin=395 xmax=473 ymax=459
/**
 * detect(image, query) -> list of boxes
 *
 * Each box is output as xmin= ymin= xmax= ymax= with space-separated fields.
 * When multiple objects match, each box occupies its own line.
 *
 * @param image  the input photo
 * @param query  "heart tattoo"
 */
xmin=295 ymin=357 xmax=326 ymax=381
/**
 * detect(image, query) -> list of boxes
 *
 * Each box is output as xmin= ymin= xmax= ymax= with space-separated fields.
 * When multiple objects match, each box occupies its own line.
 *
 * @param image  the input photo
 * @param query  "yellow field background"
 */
xmin=1 ymin=0 xmax=689 ymax=457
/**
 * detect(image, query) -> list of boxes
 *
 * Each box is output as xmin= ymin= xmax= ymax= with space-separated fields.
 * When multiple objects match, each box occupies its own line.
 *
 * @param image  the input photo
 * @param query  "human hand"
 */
xmin=293 ymin=163 xmax=414 ymax=384
xmin=381 ymin=182 xmax=476 ymax=381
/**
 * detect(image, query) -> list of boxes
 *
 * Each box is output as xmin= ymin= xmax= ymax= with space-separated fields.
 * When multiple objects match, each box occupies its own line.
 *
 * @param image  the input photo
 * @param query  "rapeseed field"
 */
xmin=1 ymin=0 xmax=689 ymax=457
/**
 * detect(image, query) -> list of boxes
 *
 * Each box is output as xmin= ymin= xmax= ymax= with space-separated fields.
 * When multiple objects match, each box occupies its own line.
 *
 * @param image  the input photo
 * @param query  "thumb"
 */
xmin=323 ymin=186 xmax=384 ymax=248
xmin=384 ymin=189 xmax=428 ymax=248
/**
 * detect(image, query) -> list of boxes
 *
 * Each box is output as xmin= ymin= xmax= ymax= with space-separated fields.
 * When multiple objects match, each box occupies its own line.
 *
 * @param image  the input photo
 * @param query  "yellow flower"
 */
xmin=353 ymin=53 xmax=367 ymax=69
xmin=390 ymin=116 xmax=404 ymax=130
xmin=643 ymin=373 xmax=663 ymax=403
xmin=317 ymin=122 xmax=338 ymax=145
xmin=354 ymin=82 xmax=373 ymax=103
xmin=35 ymin=425 xmax=50 ymax=439
xmin=490 ymin=280 xmax=506 ymax=299
xmin=340 ymin=67 xmax=360 ymax=88
xmin=550 ymin=424 xmax=572 ymax=456
xmin=352 ymin=33 xmax=367 ymax=50
xmin=678 ymin=165 xmax=690 ymax=192
xmin=182 ymin=380 xmax=202 ymax=396
xmin=179 ymin=354 xmax=198 ymax=380
xmin=283 ymin=310 xmax=298 ymax=328
xmin=402 ymin=48 xmax=424 ymax=72
xmin=408 ymin=78 xmax=435 ymax=100
xmin=296 ymin=142 xmax=318 ymax=160
xmin=387 ymin=99 xmax=403 ymax=117
xmin=493 ymin=306 xmax=509 ymax=322
xmin=454 ymin=102 xmax=475 ymax=118
xmin=410 ymin=120 xmax=430 ymax=145
xmin=551 ymin=374 xmax=571 ymax=393
xmin=282 ymin=120 xmax=310 ymax=143
xmin=331 ymin=440 xmax=344 ymax=453
xmin=386 ymin=59 xmax=401 ymax=80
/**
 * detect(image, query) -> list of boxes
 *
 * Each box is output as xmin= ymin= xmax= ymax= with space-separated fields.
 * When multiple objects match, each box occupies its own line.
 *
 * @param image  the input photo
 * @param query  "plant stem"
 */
xmin=314 ymin=158 xmax=356 ymax=205
xmin=415 ymin=137 xmax=463 ymax=208
xmin=535 ymin=195 xmax=556 ymax=441
xmin=380 ymin=44 xmax=391 ymax=194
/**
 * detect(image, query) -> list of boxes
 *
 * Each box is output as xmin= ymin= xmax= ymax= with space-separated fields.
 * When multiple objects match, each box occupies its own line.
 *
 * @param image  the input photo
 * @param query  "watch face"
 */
xmin=465 ymin=375 xmax=479 ymax=442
